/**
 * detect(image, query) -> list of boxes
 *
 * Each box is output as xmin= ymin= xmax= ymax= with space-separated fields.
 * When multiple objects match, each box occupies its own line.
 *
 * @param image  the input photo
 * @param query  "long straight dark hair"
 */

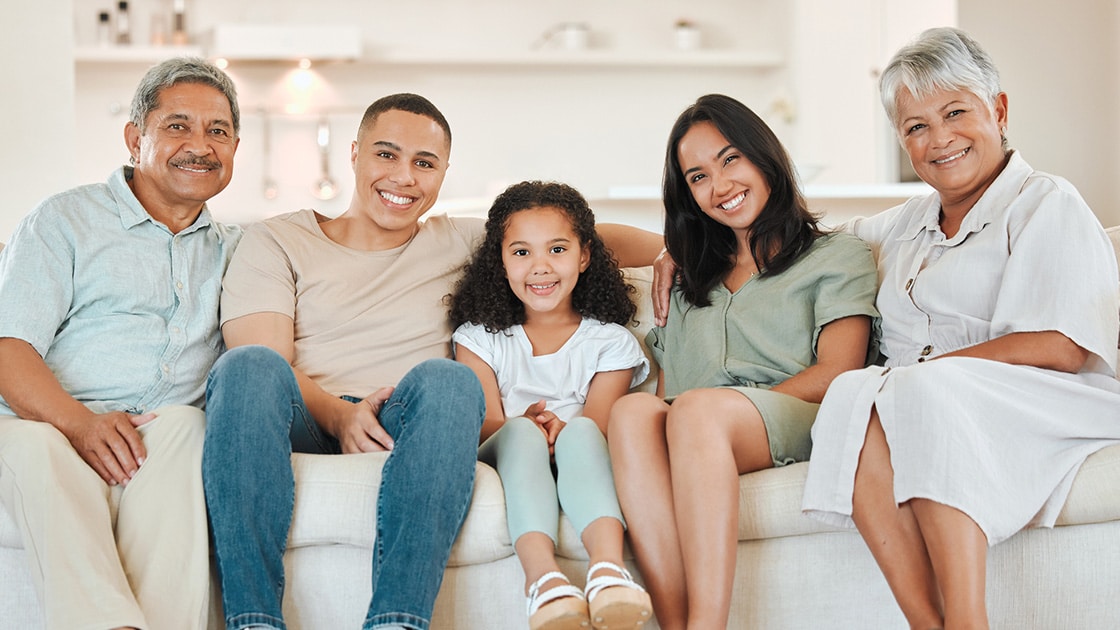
xmin=663 ymin=94 xmax=823 ymax=307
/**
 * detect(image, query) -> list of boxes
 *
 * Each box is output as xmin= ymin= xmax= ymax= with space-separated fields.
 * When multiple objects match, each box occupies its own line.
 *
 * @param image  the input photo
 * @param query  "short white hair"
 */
xmin=880 ymin=27 xmax=1001 ymax=127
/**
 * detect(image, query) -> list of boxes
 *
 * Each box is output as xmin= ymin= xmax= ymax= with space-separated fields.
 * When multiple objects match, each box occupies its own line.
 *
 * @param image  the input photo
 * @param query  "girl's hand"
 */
xmin=522 ymin=400 xmax=564 ymax=454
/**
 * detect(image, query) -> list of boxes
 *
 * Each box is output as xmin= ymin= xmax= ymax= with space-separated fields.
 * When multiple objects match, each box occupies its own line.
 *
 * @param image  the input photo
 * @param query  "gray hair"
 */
xmin=129 ymin=57 xmax=240 ymax=136
xmin=880 ymin=27 xmax=1001 ymax=127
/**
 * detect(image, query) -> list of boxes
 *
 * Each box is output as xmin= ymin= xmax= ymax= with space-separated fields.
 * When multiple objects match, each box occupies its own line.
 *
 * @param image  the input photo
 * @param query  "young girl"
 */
xmin=609 ymin=94 xmax=880 ymax=629
xmin=448 ymin=181 xmax=653 ymax=630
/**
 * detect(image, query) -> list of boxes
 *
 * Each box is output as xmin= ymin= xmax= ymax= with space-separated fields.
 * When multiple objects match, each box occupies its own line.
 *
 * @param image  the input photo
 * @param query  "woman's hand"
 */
xmin=652 ymin=248 xmax=678 ymax=326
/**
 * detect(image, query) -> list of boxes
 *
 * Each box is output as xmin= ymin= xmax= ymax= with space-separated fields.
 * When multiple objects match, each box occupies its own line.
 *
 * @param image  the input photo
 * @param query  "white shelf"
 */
xmin=365 ymin=49 xmax=783 ymax=70
xmin=75 ymin=45 xmax=204 ymax=64
xmin=75 ymin=45 xmax=781 ymax=71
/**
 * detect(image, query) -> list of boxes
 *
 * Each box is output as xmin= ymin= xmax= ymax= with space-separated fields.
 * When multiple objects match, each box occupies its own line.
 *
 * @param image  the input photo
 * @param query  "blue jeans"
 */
xmin=202 ymin=345 xmax=484 ymax=630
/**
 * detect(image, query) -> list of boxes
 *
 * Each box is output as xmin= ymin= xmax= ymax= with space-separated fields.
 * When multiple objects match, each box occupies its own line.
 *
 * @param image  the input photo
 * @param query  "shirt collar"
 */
xmin=109 ymin=165 xmax=217 ymax=237
xmin=896 ymin=150 xmax=1032 ymax=242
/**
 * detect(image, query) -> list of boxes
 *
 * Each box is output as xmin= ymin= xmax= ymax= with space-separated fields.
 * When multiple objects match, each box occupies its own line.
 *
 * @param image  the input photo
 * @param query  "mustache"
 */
xmin=171 ymin=157 xmax=222 ymax=170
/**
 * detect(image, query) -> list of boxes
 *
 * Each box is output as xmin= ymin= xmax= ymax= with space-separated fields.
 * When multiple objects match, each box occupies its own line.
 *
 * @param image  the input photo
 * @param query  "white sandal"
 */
xmin=583 ymin=562 xmax=652 ymax=629
xmin=526 ymin=571 xmax=591 ymax=630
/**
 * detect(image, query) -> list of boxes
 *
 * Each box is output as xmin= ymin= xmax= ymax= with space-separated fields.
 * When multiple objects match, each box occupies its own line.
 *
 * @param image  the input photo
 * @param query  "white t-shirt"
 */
xmin=452 ymin=318 xmax=649 ymax=422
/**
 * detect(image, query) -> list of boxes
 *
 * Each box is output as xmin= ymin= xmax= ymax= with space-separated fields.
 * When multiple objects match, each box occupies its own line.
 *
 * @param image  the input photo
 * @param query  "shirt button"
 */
xmin=905 ymin=278 xmax=914 ymax=291
xmin=171 ymin=326 xmax=181 ymax=334
xmin=920 ymin=345 xmax=933 ymax=356
xmin=161 ymin=364 xmax=170 ymax=373
xmin=917 ymin=357 xmax=926 ymax=363
xmin=176 ymin=281 xmax=184 ymax=290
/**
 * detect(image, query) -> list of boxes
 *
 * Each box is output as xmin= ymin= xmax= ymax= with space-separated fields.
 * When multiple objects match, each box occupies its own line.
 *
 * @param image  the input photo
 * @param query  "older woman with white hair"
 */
xmin=799 ymin=27 xmax=1120 ymax=629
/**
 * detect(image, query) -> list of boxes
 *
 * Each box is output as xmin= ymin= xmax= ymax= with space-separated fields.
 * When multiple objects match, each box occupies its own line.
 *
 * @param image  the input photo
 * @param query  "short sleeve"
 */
xmin=451 ymin=322 xmax=497 ymax=367
xmin=809 ymin=234 xmax=881 ymax=357
xmin=594 ymin=324 xmax=650 ymax=387
xmin=219 ymin=222 xmax=299 ymax=325
xmin=991 ymin=185 xmax=1119 ymax=374
xmin=0 ymin=206 xmax=75 ymax=356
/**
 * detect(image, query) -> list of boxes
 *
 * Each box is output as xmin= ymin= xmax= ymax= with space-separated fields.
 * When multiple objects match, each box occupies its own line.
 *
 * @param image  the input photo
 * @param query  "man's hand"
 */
xmin=522 ymin=400 xmax=563 ymax=454
xmin=652 ymin=248 xmax=678 ymax=326
xmin=62 ymin=411 xmax=155 ymax=486
xmin=337 ymin=387 xmax=396 ymax=454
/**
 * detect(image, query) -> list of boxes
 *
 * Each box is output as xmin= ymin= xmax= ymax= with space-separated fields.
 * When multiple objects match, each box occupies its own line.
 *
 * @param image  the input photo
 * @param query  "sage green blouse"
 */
xmin=649 ymin=232 xmax=880 ymax=399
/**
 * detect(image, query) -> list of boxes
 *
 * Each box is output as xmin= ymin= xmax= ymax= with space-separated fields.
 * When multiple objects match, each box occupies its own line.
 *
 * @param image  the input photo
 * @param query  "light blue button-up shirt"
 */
xmin=0 ymin=166 xmax=241 ymax=415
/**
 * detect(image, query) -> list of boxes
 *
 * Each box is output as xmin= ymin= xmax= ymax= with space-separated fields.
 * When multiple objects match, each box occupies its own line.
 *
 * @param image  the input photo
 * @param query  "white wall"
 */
xmin=1 ymin=0 xmax=1117 ymax=243
xmin=0 ymin=0 xmax=77 ymax=242
xmin=65 ymin=0 xmax=790 ymax=232
xmin=959 ymin=0 xmax=1120 ymax=227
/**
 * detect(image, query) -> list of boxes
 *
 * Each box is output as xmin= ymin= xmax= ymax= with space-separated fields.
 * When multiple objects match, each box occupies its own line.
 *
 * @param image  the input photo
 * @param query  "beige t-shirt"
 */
xmin=220 ymin=210 xmax=484 ymax=397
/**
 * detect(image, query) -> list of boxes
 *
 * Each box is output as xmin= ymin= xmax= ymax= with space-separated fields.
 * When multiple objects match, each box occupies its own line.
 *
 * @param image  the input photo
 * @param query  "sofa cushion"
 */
xmin=287 ymin=453 xmax=515 ymax=567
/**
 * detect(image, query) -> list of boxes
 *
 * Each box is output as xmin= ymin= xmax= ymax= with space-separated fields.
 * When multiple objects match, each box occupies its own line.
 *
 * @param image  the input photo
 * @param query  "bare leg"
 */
xmin=665 ymin=389 xmax=772 ymax=630
xmin=515 ymin=532 xmax=566 ymax=595
xmin=852 ymin=410 xmax=943 ymax=629
xmin=609 ymin=393 xmax=687 ymax=630
xmin=911 ymin=500 xmax=989 ymax=630
xmin=581 ymin=516 xmax=626 ymax=571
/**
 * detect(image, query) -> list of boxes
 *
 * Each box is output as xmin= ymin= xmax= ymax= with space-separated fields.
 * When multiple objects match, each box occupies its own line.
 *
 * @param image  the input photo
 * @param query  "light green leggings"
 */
xmin=478 ymin=415 xmax=625 ymax=545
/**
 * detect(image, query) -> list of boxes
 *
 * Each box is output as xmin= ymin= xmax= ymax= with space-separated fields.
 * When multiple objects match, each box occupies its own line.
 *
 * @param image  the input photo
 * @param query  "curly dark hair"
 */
xmin=663 ymin=94 xmax=824 ymax=307
xmin=448 ymin=181 xmax=636 ymax=332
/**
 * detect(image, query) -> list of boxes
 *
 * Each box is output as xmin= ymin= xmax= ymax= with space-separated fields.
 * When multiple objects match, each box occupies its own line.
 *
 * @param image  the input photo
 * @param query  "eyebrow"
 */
xmin=683 ymin=144 xmax=735 ymax=176
xmin=901 ymin=99 xmax=970 ymax=127
xmin=507 ymin=237 xmax=573 ymax=248
xmin=372 ymin=140 xmax=443 ymax=163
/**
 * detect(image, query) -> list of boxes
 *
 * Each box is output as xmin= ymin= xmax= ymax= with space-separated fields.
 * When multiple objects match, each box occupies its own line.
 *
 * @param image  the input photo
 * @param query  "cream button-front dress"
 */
xmin=801 ymin=152 xmax=1120 ymax=544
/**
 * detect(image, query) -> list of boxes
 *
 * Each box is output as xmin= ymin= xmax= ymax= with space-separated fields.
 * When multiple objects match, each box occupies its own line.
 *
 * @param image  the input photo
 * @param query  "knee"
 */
xmin=399 ymin=359 xmax=484 ymax=431
xmin=208 ymin=345 xmax=292 ymax=390
xmin=499 ymin=415 xmax=549 ymax=446
xmin=665 ymin=389 xmax=736 ymax=443
xmin=556 ymin=416 xmax=601 ymax=447
xmin=607 ymin=392 xmax=663 ymax=440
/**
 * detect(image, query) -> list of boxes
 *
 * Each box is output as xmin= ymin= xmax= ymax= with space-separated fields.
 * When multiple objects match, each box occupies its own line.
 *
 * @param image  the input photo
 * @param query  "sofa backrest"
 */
xmin=622 ymin=266 xmax=659 ymax=394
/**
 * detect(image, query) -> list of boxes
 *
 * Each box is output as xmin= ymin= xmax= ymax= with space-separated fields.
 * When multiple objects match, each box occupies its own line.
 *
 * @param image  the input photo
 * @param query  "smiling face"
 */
xmin=677 ymin=120 xmax=771 ymax=237
xmin=125 ymin=82 xmax=238 ymax=225
xmin=896 ymin=87 xmax=1008 ymax=211
xmin=348 ymin=109 xmax=450 ymax=246
xmin=501 ymin=206 xmax=590 ymax=323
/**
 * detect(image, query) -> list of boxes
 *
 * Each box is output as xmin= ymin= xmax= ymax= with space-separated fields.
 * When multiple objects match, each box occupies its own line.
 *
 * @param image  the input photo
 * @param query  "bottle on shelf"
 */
xmin=96 ymin=11 xmax=112 ymax=47
xmin=115 ymin=1 xmax=131 ymax=45
xmin=171 ymin=0 xmax=189 ymax=45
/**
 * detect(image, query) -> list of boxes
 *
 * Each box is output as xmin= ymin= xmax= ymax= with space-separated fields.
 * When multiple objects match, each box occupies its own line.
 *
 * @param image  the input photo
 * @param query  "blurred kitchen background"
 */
xmin=2 ymin=0 xmax=1118 ymax=241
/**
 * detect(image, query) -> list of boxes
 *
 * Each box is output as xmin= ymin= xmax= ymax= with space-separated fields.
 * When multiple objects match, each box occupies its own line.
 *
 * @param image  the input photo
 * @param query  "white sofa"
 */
xmin=2 ymin=229 xmax=1120 ymax=629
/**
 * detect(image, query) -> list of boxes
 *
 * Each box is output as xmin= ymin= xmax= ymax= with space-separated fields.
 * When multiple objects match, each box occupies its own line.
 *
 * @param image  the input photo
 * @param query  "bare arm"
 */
xmin=597 ymin=223 xmax=665 ymax=269
xmin=771 ymin=315 xmax=872 ymax=404
xmin=938 ymin=330 xmax=1089 ymax=373
xmin=581 ymin=368 xmax=637 ymax=435
xmin=222 ymin=313 xmax=396 ymax=453
xmin=0 ymin=337 xmax=151 ymax=485
xmin=454 ymin=345 xmax=508 ymax=443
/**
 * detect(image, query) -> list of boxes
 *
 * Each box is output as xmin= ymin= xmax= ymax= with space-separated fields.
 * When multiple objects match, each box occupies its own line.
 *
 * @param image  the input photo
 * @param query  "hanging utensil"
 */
xmin=312 ymin=116 xmax=338 ymax=201
xmin=260 ymin=108 xmax=278 ymax=200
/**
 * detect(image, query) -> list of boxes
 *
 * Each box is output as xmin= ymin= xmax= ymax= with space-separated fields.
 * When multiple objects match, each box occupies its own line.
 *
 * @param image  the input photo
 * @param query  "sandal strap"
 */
xmin=527 ymin=571 xmax=585 ymax=617
xmin=584 ymin=561 xmax=646 ymax=602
